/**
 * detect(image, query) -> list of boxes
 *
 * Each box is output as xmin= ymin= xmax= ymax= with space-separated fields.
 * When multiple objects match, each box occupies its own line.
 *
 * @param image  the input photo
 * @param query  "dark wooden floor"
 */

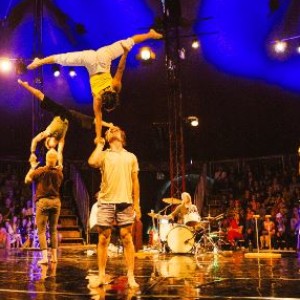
xmin=0 ymin=245 xmax=300 ymax=300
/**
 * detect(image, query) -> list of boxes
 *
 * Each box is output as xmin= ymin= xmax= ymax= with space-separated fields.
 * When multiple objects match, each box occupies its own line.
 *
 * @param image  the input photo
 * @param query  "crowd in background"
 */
xmin=1 ymin=156 xmax=300 ymax=251
xmin=0 ymin=164 xmax=35 ymax=249
xmin=208 ymin=159 xmax=300 ymax=250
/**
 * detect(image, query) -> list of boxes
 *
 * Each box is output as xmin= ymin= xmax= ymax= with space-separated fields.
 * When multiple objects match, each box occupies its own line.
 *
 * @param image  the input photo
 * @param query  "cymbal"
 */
xmin=148 ymin=212 xmax=157 ymax=218
xmin=203 ymin=215 xmax=215 ymax=220
xmin=162 ymin=197 xmax=182 ymax=205
xmin=147 ymin=212 xmax=165 ymax=219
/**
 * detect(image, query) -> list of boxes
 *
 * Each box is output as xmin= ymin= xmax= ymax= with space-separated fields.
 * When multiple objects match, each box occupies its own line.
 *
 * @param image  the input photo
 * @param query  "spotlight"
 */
xmin=52 ymin=65 xmax=60 ymax=77
xmin=0 ymin=58 xmax=13 ymax=73
xmin=137 ymin=47 xmax=156 ymax=62
xmin=69 ymin=67 xmax=76 ymax=77
xmin=273 ymin=40 xmax=287 ymax=53
xmin=191 ymin=39 xmax=200 ymax=49
xmin=186 ymin=116 xmax=199 ymax=127
xmin=297 ymin=45 xmax=300 ymax=54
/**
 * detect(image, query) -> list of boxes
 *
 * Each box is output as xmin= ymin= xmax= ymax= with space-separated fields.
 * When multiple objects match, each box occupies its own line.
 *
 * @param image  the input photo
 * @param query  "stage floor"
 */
xmin=0 ymin=246 xmax=300 ymax=300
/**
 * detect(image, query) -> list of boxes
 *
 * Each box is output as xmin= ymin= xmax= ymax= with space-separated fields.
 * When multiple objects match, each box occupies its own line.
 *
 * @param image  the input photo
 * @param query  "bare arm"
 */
xmin=88 ymin=142 xmax=105 ymax=168
xmin=24 ymin=168 xmax=35 ymax=184
xmin=24 ymin=158 xmax=39 ymax=184
xmin=112 ymin=48 xmax=129 ymax=93
xmin=57 ymin=138 xmax=65 ymax=167
xmin=132 ymin=171 xmax=141 ymax=220
xmin=18 ymin=79 xmax=44 ymax=101
xmin=101 ymin=120 xmax=114 ymax=128
xmin=31 ymin=131 xmax=49 ymax=153
xmin=93 ymin=96 xmax=103 ymax=145
xmin=169 ymin=205 xmax=182 ymax=219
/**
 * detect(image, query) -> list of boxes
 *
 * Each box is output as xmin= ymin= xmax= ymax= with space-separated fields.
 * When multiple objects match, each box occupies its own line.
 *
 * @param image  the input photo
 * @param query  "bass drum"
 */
xmin=166 ymin=225 xmax=194 ymax=253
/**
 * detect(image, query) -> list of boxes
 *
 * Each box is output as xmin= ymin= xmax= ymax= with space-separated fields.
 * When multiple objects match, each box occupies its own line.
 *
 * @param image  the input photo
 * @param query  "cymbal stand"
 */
xmin=253 ymin=215 xmax=260 ymax=253
xmin=158 ymin=204 xmax=172 ymax=215
xmin=215 ymin=220 xmax=228 ymax=249
xmin=194 ymin=227 xmax=218 ymax=255
xmin=208 ymin=205 xmax=212 ymax=234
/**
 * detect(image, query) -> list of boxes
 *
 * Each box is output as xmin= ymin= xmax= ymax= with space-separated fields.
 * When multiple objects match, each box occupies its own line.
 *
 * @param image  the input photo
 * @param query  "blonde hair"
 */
xmin=181 ymin=192 xmax=192 ymax=203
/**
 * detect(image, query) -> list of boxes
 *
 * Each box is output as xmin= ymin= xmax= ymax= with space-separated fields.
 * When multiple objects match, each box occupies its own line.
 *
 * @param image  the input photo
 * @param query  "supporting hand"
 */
xmin=29 ymin=153 xmax=39 ymax=169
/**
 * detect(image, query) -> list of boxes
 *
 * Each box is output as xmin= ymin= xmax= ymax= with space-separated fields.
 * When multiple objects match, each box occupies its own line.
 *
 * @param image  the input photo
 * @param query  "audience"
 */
xmin=0 ymin=155 xmax=300 ymax=252
xmin=210 ymin=159 xmax=300 ymax=250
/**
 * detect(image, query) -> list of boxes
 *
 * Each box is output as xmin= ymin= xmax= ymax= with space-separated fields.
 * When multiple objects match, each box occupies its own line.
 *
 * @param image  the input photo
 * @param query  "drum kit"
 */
xmin=148 ymin=198 xmax=227 ymax=254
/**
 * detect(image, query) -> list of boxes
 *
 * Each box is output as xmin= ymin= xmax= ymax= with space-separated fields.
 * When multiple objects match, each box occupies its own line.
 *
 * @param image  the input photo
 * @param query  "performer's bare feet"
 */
xmin=50 ymin=257 xmax=57 ymax=263
xmin=88 ymin=274 xmax=112 ymax=288
xmin=17 ymin=79 xmax=29 ymax=87
xmin=128 ymin=276 xmax=139 ymax=289
xmin=149 ymin=29 xmax=163 ymax=39
xmin=38 ymin=258 xmax=48 ymax=265
xmin=27 ymin=58 xmax=41 ymax=70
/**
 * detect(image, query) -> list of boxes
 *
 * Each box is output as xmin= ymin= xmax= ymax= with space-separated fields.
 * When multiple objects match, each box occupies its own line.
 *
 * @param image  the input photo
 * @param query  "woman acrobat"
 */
xmin=27 ymin=29 xmax=163 ymax=144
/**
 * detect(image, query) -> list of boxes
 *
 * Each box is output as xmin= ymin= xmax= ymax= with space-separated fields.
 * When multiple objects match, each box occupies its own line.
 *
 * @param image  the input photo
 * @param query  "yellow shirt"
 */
xmin=89 ymin=73 xmax=112 ymax=97
xmin=97 ymin=149 xmax=139 ymax=204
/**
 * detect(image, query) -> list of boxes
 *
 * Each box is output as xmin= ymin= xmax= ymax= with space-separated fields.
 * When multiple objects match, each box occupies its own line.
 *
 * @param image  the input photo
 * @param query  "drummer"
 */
xmin=166 ymin=192 xmax=199 ymax=226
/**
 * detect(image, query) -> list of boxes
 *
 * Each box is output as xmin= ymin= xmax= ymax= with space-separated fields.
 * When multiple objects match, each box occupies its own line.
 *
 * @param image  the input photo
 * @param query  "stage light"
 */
xmin=191 ymin=39 xmax=200 ymax=49
xmin=137 ymin=47 xmax=156 ymax=62
xmin=273 ymin=40 xmax=287 ymax=53
xmin=186 ymin=116 xmax=199 ymax=127
xmin=297 ymin=45 xmax=300 ymax=54
xmin=52 ymin=65 xmax=60 ymax=77
xmin=0 ymin=59 xmax=13 ymax=73
xmin=69 ymin=68 xmax=76 ymax=77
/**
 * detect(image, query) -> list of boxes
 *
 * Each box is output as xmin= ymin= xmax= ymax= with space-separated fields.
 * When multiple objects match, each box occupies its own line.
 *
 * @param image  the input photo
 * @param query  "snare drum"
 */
xmin=166 ymin=225 xmax=194 ymax=253
xmin=184 ymin=212 xmax=201 ymax=227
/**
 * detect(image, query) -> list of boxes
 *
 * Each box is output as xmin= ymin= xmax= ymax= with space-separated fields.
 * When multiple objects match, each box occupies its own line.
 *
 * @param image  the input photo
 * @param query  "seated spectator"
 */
xmin=21 ymin=216 xmax=35 ymax=249
xmin=21 ymin=200 xmax=33 ymax=218
xmin=274 ymin=212 xmax=287 ymax=249
xmin=260 ymin=215 xmax=275 ymax=249
xmin=7 ymin=216 xmax=22 ymax=248
xmin=289 ymin=206 xmax=300 ymax=249
xmin=0 ymin=213 xmax=4 ymax=228
xmin=0 ymin=227 xmax=10 ymax=249
xmin=244 ymin=208 xmax=256 ymax=247
xmin=0 ymin=213 xmax=10 ymax=250
xmin=1 ymin=196 xmax=14 ymax=221
xmin=19 ymin=217 xmax=29 ymax=245
xmin=227 ymin=213 xmax=244 ymax=248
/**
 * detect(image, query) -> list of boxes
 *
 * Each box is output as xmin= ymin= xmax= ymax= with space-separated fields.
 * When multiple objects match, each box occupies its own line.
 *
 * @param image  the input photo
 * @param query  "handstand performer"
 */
xmin=18 ymin=79 xmax=113 ymax=167
xmin=26 ymin=29 xmax=163 ymax=144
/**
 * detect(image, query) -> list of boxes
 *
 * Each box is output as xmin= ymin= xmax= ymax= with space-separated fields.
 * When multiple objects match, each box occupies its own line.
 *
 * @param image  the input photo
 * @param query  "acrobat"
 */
xmin=18 ymin=79 xmax=114 ymax=167
xmin=27 ymin=29 xmax=163 ymax=144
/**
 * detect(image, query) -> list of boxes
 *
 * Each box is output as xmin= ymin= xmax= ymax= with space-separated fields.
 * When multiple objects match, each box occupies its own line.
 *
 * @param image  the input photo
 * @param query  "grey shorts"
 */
xmin=97 ymin=203 xmax=135 ymax=227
